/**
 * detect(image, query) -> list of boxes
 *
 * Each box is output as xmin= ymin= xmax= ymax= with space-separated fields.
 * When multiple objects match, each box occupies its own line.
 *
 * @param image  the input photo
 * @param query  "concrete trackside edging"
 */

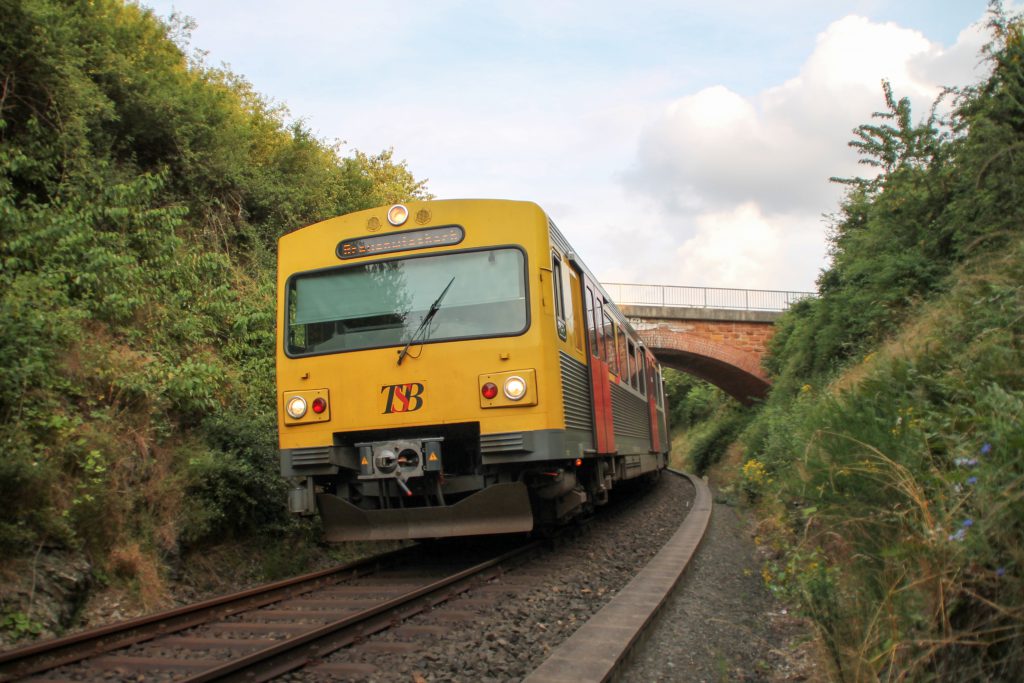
xmin=523 ymin=470 xmax=713 ymax=683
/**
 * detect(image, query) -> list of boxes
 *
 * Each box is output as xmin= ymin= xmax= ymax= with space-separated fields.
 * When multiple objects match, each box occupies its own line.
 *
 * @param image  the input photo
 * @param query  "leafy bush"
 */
xmin=741 ymin=9 xmax=1024 ymax=677
xmin=686 ymin=408 xmax=753 ymax=475
xmin=663 ymin=368 xmax=728 ymax=428
xmin=0 ymin=0 xmax=429 ymax=572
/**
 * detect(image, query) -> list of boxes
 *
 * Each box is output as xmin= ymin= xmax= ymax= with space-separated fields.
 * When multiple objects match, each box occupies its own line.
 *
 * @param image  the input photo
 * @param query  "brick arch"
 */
xmin=639 ymin=327 xmax=771 ymax=405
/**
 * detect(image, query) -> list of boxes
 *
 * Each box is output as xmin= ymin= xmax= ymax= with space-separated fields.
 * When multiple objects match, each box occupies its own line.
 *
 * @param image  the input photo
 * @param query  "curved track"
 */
xmin=0 ymin=540 xmax=538 ymax=682
xmin=1 ymin=470 xmax=709 ymax=682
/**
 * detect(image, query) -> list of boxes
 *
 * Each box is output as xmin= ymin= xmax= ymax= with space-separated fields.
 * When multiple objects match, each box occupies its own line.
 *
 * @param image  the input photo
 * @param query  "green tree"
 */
xmin=0 ymin=0 xmax=429 ymax=569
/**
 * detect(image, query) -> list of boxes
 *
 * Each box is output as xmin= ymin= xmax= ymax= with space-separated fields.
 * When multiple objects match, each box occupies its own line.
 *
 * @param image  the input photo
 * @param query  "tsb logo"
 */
xmin=381 ymin=383 xmax=425 ymax=414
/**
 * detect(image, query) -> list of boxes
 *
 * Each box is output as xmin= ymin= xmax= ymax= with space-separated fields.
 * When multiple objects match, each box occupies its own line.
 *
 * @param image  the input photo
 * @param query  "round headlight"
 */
xmin=503 ymin=376 xmax=527 ymax=401
xmin=387 ymin=204 xmax=409 ymax=226
xmin=286 ymin=396 xmax=308 ymax=419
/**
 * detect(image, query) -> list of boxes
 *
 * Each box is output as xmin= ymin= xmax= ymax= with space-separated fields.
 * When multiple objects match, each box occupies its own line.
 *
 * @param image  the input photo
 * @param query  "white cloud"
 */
xmin=618 ymin=12 xmax=987 ymax=290
xmin=145 ymin=0 xmax=996 ymax=293
xmin=670 ymin=204 xmax=827 ymax=290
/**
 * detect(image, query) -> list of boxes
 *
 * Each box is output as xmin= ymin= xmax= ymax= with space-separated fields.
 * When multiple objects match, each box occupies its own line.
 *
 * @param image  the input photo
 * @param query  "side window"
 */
xmin=551 ymin=253 xmax=567 ymax=341
xmin=625 ymin=340 xmax=634 ymax=389
xmin=617 ymin=326 xmax=629 ymax=379
xmin=634 ymin=345 xmax=643 ymax=390
xmin=551 ymin=252 xmax=565 ymax=321
xmin=586 ymin=287 xmax=601 ymax=359
xmin=639 ymin=352 xmax=648 ymax=397
xmin=602 ymin=306 xmax=618 ymax=374
xmin=627 ymin=341 xmax=638 ymax=390
xmin=568 ymin=271 xmax=583 ymax=352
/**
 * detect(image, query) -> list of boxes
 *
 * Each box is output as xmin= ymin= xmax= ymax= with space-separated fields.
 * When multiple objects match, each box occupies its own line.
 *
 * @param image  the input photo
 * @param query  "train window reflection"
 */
xmin=286 ymin=248 xmax=527 ymax=355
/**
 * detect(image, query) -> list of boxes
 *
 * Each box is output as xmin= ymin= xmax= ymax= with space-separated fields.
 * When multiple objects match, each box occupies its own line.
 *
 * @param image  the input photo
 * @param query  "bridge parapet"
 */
xmin=603 ymin=282 xmax=812 ymax=312
xmin=604 ymin=284 xmax=812 ymax=404
xmin=619 ymin=304 xmax=781 ymax=324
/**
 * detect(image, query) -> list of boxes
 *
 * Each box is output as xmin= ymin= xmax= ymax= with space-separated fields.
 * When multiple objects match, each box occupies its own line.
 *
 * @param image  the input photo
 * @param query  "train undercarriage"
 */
xmin=282 ymin=421 xmax=665 ymax=541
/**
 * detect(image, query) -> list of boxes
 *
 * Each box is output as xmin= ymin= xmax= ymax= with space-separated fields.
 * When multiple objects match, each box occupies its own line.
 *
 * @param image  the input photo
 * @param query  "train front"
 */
xmin=276 ymin=200 xmax=557 ymax=541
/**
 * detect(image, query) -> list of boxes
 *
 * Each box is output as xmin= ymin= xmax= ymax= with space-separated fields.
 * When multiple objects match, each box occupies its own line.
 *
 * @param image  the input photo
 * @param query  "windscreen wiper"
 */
xmin=397 ymin=276 xmax=455 ymax=366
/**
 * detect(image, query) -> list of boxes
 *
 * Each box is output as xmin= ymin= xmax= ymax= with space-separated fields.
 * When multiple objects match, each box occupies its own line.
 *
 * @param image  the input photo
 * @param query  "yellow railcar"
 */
xmin=277 ymin=199 xmax=668 ymax=541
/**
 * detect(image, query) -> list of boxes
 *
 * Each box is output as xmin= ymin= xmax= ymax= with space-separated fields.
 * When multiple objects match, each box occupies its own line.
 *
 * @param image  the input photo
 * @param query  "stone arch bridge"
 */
xmin=603 ymin=284 xmax=813 ymax=406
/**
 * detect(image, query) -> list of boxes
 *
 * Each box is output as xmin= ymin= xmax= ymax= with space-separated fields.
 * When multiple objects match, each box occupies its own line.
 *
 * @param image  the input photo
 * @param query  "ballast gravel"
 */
xmin=286 ymin=473 xmax=695 ymax=682
xmin=27 ymin=474 xmax=821 ymax=682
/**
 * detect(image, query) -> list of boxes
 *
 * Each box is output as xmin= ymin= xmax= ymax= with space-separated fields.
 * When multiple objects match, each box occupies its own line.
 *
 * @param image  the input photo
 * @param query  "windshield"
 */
xmin=286 ymin=248 xmax=528 ymax=356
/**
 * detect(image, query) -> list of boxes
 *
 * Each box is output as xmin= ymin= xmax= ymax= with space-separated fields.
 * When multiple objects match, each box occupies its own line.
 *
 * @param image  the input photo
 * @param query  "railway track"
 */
xmin=1 ymin=470 xmax=710 ymax=682
xmin=0 ymin=538 xmax=539 ymax=682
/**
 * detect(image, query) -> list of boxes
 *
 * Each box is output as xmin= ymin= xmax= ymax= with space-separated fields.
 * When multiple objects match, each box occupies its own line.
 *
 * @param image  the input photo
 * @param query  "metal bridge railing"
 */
xmin=602 ymin=283 xmax=814 ymax=313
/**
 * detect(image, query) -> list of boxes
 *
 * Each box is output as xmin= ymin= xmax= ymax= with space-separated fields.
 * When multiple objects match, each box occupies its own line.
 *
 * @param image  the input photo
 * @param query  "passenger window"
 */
xmin=627 ymin=341 xmax=637 ymax=390
xmin=634 ymin=345 xmax=642 ymax=390
xmin=602 ymin=308 xmax=618 ymax=374
xmin=551 ymin=252 xmax=566 ymax=322
xmin=586 ymin=287 xmax=601 ymax=359
xmin=617 ymin=326 xmax=629 ymax=378
xmin=568 ymin=271 xmax=582 ymax=352
xmin=639 ymin=353 xmax=648 ymax=397
xmin=625 ymin=340 xmax=634 ymax=388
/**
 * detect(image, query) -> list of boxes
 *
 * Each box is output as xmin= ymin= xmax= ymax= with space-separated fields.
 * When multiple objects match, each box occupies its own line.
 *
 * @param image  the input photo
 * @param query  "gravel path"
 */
xmin=621 ymin=495 xmax=825 ymax=682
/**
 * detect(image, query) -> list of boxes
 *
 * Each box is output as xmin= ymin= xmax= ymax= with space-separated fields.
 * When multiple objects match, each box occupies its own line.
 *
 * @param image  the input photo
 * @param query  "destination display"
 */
xmin=337 ymin=226 xmax=465 ymax=259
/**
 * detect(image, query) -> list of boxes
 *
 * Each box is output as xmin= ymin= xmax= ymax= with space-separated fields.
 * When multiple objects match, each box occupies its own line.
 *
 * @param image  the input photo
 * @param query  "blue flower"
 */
xmin=980 ymin=443 xmax=992 ymax=455
xmin=996 ymin=567 xmax=1006 ymax=577
xmin=967 ymin=476 xmax=978 ymax=486
xmin=962 ymin=519 xmax=974 ymax=528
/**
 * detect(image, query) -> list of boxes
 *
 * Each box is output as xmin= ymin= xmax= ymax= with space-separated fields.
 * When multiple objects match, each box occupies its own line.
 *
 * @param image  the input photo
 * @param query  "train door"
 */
xmin=645 ymin=354 xmax=662 ymax=452
xmin=582 ymin=277 xmax=615 ymax=454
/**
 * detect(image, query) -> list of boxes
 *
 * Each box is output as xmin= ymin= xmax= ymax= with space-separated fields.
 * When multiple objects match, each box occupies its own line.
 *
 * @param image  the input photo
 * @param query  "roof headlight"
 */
xmin=387 ymin=204 xmax=409 ymax=226
xmin=286 ymin=396 xmax=308 ymax=419
xmin=503 ymin=376 xmax=527 ymax=401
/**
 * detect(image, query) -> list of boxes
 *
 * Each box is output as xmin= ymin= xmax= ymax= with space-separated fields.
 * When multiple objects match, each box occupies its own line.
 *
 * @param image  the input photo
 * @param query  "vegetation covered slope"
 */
xmin=721 ymin=8 xmax=1024 ymax=681
xmin=0 ymin=0 xmax=428 ymax=603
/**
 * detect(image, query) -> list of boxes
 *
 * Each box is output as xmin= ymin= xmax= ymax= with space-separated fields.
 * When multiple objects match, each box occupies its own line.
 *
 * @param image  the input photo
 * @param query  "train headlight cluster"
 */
xmin=282 ymin=389 xmax=331 ymax=425
xmin=478 ymin=369 xmax=537 ymax=408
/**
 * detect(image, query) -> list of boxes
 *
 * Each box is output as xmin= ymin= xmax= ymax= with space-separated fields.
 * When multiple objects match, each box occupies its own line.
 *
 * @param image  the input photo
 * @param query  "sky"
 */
xmin=142 ymin=0 xmax=1001 ymax=293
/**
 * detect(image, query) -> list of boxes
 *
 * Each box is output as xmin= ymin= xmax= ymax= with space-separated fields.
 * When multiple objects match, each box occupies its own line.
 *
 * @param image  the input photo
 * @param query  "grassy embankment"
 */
xmin=670 ymin=6 xmax=1024 ymax=680
xmin=0 ymin=0 xmax=426 ymax=637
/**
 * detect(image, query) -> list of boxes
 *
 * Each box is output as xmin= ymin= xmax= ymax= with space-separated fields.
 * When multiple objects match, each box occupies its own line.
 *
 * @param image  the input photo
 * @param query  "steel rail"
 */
xmin=0 ymin=545 xmax=415 ymax=681
xmin=183 ymin=541 xmax=541 ymax=682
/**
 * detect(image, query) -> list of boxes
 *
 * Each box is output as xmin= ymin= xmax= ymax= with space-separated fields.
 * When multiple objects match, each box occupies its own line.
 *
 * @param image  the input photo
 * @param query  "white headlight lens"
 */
xmin=387 ymin=204 xmax=409 ymax=226
xmin=503 ymin=376 xmax=527 ymax=401
xmin=286 ymin=396 xmax=308 ymax=419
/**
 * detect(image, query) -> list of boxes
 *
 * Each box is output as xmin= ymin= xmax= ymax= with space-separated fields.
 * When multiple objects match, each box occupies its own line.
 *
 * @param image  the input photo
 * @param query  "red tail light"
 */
xmin=312 ymin=397 xmax=327 ymax=414
xmin=481 ymin=382 xmax=498 ymax=399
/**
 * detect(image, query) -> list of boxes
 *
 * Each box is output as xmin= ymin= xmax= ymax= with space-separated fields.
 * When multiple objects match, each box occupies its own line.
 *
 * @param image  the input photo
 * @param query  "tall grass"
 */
xmin=745 ymin=240 xmax=1024 ymax=681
